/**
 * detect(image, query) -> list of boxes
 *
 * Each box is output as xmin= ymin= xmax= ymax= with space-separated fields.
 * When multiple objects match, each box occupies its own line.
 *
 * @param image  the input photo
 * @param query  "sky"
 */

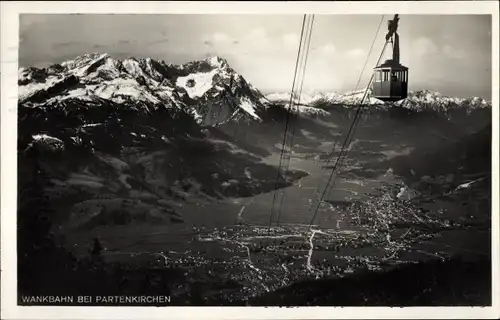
xmin=19 ymin=14 xmax=492 ymax=99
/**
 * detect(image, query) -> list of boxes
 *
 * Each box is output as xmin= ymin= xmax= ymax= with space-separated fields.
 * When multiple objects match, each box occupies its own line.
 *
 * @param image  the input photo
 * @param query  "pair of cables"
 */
xmin=268 ymin=14 xmax=315 ymax=231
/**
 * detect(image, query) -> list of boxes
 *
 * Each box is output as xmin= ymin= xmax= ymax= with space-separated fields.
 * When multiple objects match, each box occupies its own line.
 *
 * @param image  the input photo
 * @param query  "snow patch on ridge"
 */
xmin=18 ymin=76 xmax=61 ymax=101
xmin=282 ymin=104 xmax=331 ymax=117
xmin=176 ymin=69 xmax=219 ymax=99
xmin=238 ymin=97 xmax=261 ymax=120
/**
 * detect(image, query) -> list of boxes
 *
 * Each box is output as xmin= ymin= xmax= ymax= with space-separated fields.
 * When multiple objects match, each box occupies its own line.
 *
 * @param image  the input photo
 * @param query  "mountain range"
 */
xmin=265 ymin=89 xmax=491 ymax=114
xmin=17 ymin=53 xmax=493 ymax=186
xmin=18 ymin=53 xmax=266 ymax=127
xmin=19 ymin=53 xmax=491 ymax=126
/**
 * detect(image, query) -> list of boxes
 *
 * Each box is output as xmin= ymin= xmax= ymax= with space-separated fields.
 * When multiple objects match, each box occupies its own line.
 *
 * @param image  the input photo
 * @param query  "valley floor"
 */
xmin=55 ymin=142 xmax=491 ymax=306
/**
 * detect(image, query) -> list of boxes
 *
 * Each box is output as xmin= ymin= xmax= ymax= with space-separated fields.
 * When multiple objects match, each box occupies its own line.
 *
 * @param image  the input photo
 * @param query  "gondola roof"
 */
xmin=374 ymin=59 xmax=408 ymax=70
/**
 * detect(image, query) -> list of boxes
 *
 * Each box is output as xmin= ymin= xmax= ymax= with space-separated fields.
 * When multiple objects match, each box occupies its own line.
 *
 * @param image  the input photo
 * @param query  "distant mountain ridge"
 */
xmin=19 ymin=53 xmax=266 ymax=125
xmin=265 ymin=88 xmax=491 ymax=113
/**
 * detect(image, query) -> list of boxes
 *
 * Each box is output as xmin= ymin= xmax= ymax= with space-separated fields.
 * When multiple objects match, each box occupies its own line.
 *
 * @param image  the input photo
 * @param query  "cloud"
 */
xmin=412 ymin=37 xmax=466 ymax=62
xmin=53 ymin=41 xmax=81 ymax=49
xmin=442 ymin=44 xmax=466 ymax=60
xmin=247 ymin=28 xmax=266 ymax=40
xmin=202 ymin=32 xmax=238 ymax=53
xmin=20 ymin=15 xmax=51 ymax=29
xmin=412 ymin=37 xmax=439 ymax=57
xmin=319 ymin=43 xmax=336 ymax=54
xmin=245 ymin=28 xmax=273 ymax=51
xmin=282 ymin=33 xmax=300 ymax=49
xmin=346 ymin=48 xmax=365 ymax=58
xmin=213 ymin=33 xmax=231 ymax=43
xmin=146 ymin=38 xmax=169 ymax=47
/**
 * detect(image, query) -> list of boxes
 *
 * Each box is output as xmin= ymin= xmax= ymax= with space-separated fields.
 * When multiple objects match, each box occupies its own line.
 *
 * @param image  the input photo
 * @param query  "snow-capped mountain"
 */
xmin=263 ymin=92 xmax=334 ymax=118
xmin=265 ymin=89 xmax=384 ymax=107
xmin=394 ymin=90 xmax=491 ymax=113
xmin=265 ymin=88 xmax=491 ymax=113
xmin=18 ymin=53 xmax=266 ymax=125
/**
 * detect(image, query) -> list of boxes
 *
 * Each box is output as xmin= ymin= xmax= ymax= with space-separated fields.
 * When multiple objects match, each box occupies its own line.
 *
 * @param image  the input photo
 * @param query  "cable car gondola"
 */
xmin=372 ymin=14 xmax=409 ymax=102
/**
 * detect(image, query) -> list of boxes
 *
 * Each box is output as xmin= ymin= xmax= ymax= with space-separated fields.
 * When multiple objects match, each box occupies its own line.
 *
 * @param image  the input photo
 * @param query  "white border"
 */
xmin=1 ymin=1 xmax=499 ymax=319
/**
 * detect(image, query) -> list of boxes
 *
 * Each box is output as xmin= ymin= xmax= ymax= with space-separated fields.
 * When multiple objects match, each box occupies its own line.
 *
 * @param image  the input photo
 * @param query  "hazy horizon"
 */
xmin=19 ymin=14 xmax=492 ymax=99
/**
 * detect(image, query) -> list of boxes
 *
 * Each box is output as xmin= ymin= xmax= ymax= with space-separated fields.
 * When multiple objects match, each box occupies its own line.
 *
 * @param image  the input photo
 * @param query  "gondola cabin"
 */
xmin=372 ymin=60 xmax=408 ymax=102
xmin=371 ymin=14 xmax=409 ymax=102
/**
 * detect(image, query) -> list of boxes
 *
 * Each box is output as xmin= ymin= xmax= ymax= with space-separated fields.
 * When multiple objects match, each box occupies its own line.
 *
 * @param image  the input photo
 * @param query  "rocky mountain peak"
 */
xmin=18 ymin=54 xmax=266 ymax=125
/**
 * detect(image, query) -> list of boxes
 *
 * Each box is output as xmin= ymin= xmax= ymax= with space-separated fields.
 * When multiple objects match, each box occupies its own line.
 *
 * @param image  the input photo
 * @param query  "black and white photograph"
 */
xmin=1 ymin=1 xmax=499 ymax=319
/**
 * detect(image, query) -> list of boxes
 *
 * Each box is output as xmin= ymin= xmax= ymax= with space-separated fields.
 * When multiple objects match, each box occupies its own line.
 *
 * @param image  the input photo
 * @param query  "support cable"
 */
xmin=268 ymin=14 xmax=308 ymax=232
xmin=276 ymin=15 xmax=316 ymax=226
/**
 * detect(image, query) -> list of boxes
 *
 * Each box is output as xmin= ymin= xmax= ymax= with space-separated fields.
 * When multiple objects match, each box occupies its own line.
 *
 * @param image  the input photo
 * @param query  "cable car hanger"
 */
xmin=372 ymin=14 xmax=409 ymax=103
